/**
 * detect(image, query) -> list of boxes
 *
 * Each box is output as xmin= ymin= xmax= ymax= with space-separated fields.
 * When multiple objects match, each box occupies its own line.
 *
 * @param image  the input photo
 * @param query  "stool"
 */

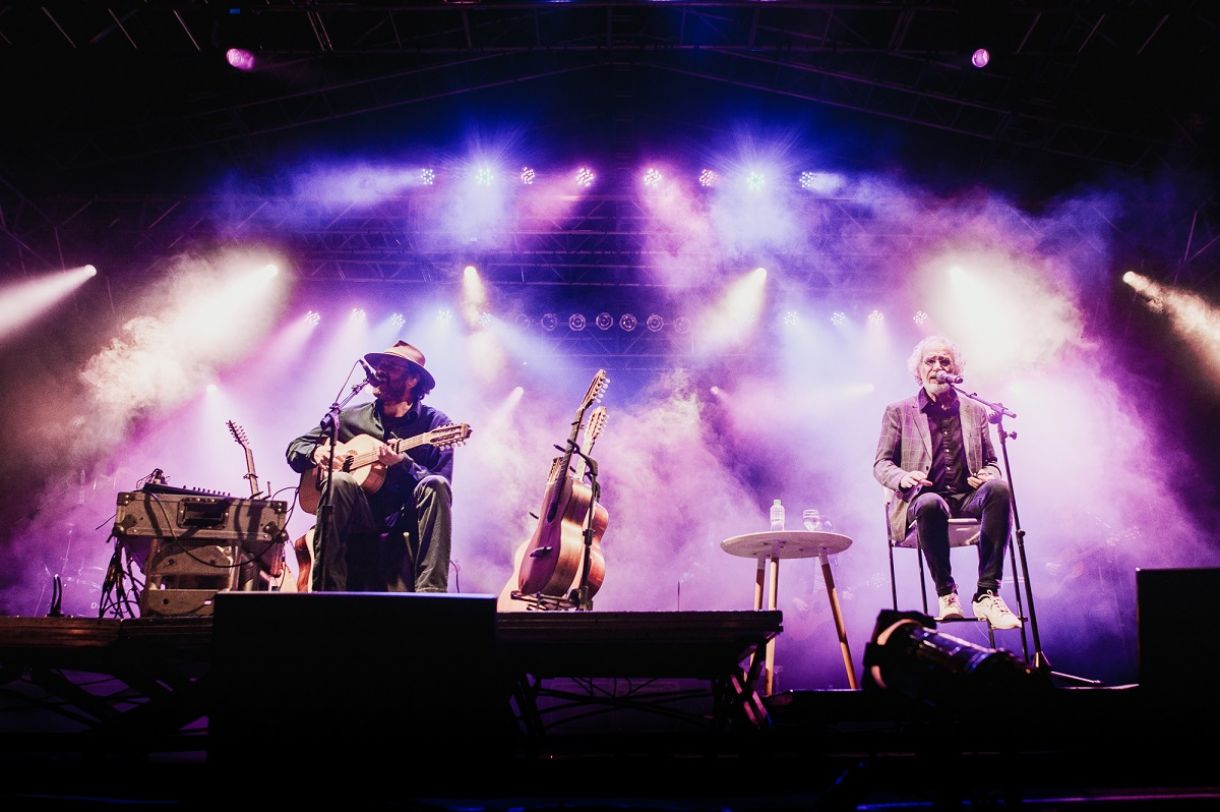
xmin=720 ymin=530 xmax=857 ymax=694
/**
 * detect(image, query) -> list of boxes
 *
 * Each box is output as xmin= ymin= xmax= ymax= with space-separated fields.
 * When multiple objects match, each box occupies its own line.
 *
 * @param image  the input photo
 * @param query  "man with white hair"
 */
xmin=873 ymin=336 xmax=1021 ymax=629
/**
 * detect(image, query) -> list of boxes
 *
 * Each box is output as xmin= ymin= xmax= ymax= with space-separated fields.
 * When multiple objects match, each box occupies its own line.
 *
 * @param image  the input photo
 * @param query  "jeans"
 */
xmin=908 ymin=478 xmax=1012 ymax=597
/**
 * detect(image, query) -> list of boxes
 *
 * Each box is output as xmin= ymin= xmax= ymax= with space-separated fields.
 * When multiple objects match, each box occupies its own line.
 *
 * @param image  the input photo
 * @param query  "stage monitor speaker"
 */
xmin=210 ymin=592 xmax=513 ymax=777
xmin=1136 ymin=567 xmax=1220 ymax=691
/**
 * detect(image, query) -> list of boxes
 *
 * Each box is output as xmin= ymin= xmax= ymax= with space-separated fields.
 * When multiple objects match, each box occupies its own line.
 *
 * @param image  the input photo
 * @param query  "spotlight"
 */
xmin=206 ymin=383 xmax=220 ymax=394
xmin=864 ymin=610 xmax=1046 ymax=708
xmin=673 ymin=316 xmax=691 ymax=335
xmin=520 ymin=166 xmax=536 ymax=185
xmin=831 ymin=311 xmax=847 ymax=327
xmin=477 ymin=311 xmax=492 ymax=327
xmin=474 ymin=166 xmax=494 ymax=186
xmin=225 ymin=48 xmax=256 ymax=71
xmin=798 ymin=171 xmax=816 ymax=191
xmin=867 ymin=309 xmax=885 ymax=326
xmin=782 ymin=310 xmax=799 ymax=326
xmin=595 ymin=312 xmax=614 ymax=331
xmin=575 ymin=167 xmax=596 ymax=188
xmin=568 ymin=313 xmax=587 ymax=332
xmin=420 ymin=168 xmax=436 ymax=186
xmin=645 ymin=314 xmax=664 ymax=332
xmin=84 ymin=264 xmax=98 ymax=277
xmin=698 ymin=169 xmax=718 ymax=188
xmin=350 ymin=308 xmax=367 ymax=322
xmin=642 ymin=167 xmax=663 ymax=188
xmin=746 ymin=171 xmax=766 ymax=192
xmin=514 ymin=313 xmax=533 ymax=329
xmin=619 ymin=313 xmax=638 ymax=332
xmin=913 ymin=310 xmax=929 ymax=326
xmin=540 ymin=313 xmax=559 ymax=332
xmin=390 ymin=313 xmax=406 ymax=328
xmin=305 ymin=311 xmax=321 ymax=326
xmin=971 ymin=48 xmax=990 ymax=69
xmin=437 ymin=308 xmax=453 ymax=323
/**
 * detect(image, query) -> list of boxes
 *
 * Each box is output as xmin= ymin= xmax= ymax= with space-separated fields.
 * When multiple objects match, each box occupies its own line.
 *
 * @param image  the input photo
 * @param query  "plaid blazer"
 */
xmin=873 ymin=393 xmax=1002 ymax=543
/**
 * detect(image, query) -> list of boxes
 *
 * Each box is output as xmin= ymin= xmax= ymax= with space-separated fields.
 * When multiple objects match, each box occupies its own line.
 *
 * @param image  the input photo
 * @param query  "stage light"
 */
xmin=225 ymin=48 xmax=256 ymax=71
xmin=595 ymin=312 xmax=614 ymax=331
xmin=913 ymin=310 xmax=929 ymax=325
xmin=350 ymin=308 xmax=367 ymax=322
xmin=673 ymin=316 xmax=691 ymax=335
xmin=782 ymin=310 xmax=799 ymax=326
xmin=568 ymin=313 xmax=587 ymax=332
xmin=305 ymin=311 xmax=321 ymax=326
xmin=619 ymin=313 xmax=638 ymax=332
xmin=575 ymin=167 xmax=596 ymax=188
xmin=642 ymin=167 xmax=663 ymax=188
xmin=799 ymin=172 xmax=816 ymax=191
xmin=514 ymin=313 xmax=533 ymax=329
xmin=540 ymin=313 xmax=559 ymax=331
xmin=971 ymin=48 xmax=991 ymax=69
xmin=206 ymin=383 xmax=220 ymax=395
xmin=85 ymin=264 xmax=98 ymax=277
xmin=420 ymin=168 xmax=436 ymax=186
xmin=520 ymin=167 xmax=536 ymax=185
xmin=867 ymin=309 xmax=885 ymax=326
xmin=437 ymin=308 xmax=453 ymax=323
xmin=864 ymin=610 xmax=1046 ymax=707
xmin=645 ymin=314 xmax=664 ymax=332
xmin=474 ymin=166 xmax=494 ymax=186
xmin=390 ymin=313 xmax=405 ymax=328
xmin=746 ymin=171 xmax=766 ymax=192
xmin=477 ymin=311 xmax=492 ymax=327
xmin=831 ymin=311 xmax=847 ymax=326
xmin=699 ymin=169 xmax=718 ymax=188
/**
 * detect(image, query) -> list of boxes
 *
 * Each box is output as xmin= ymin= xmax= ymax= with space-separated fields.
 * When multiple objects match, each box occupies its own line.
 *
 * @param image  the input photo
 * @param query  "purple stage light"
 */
xmin=645 ymin=314 xmax=664 ymax=332
xmin=420 ymin=168 xmax=436 ymax=186
xmin=746 ymin=171 xmax=766 ymax=192
xmin=225 ymin=48 xmax=256 ymax=71
xmin=867 ymin=309 xmax=885 ymax=326
xmin=474 ymin=166 xmax=494 ymax=186
xmin=913 ymin=310 xmax=929 ymax=326
xmin=831 ymin=311 xmax=846 ymax=327
xmin=642 ymin=168 xmax=662 ymax=188
xmin=540 ymin=313 xmax=559 ymax=331
xmin=619 ymin=313 xmax=638 ymax=332
xmin=514 ymin=313 xmax=533 ymax=329
xmin=568 ymin=313 xmax=587 ymax=332
xmin=595 ymin=312 xmax=614 ymax=331
xmin=390 ymin=312 xmax=406 ymax=328
xmin=575 ymin=167 xmax=596 ymax=188
xmin=782 ymin=310 xmax=799 ymax=326
xmin=699 ymin=169 xmax=717 ymax=188
xmin=305 ymin=310 xmax=321 ymax=326
xmin=971 ymin=48 xmax=990 ymax=69
xmin=520 ymin=166 xmax=536 ymax=185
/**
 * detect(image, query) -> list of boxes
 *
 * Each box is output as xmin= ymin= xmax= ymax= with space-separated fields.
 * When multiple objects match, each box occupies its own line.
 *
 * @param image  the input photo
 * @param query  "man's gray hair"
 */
xmin=906 ymin=335 xmax=965 ymax=383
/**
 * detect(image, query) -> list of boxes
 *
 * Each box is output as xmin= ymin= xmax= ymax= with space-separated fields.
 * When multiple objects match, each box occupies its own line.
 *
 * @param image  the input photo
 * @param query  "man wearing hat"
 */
xmin=286 ymin=340 xmax=454 ymax=593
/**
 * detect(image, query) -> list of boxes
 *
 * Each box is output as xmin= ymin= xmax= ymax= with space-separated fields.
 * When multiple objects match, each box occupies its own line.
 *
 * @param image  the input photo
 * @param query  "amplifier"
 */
xmin=113 ymin=491 xmax=290 ymax=617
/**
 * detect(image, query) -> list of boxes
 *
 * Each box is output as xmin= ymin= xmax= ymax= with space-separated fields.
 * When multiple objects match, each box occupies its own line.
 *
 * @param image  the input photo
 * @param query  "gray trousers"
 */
xmin=313 ymin=472 xmax=452 ymax=594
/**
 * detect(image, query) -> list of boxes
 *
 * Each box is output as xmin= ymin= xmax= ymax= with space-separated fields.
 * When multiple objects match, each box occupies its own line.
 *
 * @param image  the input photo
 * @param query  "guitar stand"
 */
xmin=508 ymin=590 xmax=579 ymax=611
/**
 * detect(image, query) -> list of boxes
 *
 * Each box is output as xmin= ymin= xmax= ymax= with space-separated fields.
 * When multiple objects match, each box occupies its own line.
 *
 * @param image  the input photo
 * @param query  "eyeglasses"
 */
xmin=922 ymin=355 xmax=954 ymax=367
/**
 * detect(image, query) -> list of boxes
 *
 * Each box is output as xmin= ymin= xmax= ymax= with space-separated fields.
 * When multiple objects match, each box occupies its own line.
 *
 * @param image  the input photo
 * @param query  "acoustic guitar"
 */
xmin=500 ymin=372 xmax=609 ymax=609
xmin=296 ymin=424 xmax=471 ymax=515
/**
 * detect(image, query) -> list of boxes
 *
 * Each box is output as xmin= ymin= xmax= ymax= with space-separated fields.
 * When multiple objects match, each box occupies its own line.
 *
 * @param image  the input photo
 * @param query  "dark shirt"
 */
xmin=286 ymin=399 xmax=455 ymax=517
xmin=918 ymin=388 xmax=969 ymax=497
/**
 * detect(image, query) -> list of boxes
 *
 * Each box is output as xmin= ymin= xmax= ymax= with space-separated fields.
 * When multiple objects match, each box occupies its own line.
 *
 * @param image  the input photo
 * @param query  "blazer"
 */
xmin=873 ymin=392 xmax=1002 ymax=543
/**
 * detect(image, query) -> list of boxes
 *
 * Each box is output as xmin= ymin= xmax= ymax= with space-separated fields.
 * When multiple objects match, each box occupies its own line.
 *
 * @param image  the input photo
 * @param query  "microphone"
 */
xmin=358 ymin=359 xmax=381 ymax=388
xmin=935 ymin=371 xmax=963 ymax=384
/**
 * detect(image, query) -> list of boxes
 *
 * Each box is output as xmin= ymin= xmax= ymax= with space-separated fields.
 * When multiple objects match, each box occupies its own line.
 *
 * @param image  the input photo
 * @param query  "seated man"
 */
xmin=873 ymin=336 xmax=1021 ymax=629
xmin=286 ymin=340 xmax=454 ymax=593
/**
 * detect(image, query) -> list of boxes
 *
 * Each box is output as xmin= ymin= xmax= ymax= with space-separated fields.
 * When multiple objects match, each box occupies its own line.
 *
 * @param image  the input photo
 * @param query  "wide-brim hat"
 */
xmin=364 ymin=340 xmax=436 ymax=391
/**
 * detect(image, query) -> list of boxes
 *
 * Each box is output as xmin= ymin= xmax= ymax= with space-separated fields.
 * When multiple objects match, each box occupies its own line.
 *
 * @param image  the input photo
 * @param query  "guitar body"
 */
xmin=292 ymin=527 xmax=315 ymax=593
xmin=517 ymin=472 xmax=608 ymax=599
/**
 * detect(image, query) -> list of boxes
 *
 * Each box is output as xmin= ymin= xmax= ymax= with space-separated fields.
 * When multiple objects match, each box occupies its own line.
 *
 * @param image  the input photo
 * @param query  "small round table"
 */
xmin=720 ymin=530 xmax=858 ymax=694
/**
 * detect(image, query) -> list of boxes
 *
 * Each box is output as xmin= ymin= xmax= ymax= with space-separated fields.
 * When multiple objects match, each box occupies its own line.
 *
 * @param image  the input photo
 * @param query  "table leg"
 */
xmin=819 ymin=548 xmax=858 ymax=690
xmin=764 ymin=556 xmax=780 ymax=695
xmin=752 ymin=557 xmax=765 ymax=612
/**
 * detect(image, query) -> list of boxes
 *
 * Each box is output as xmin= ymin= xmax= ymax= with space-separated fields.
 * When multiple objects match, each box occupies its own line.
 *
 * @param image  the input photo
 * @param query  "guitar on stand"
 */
xmin=499 ymin=371 xmax=610 ymax=611
xmin=226 ymin=420 xmax=287 ymax=590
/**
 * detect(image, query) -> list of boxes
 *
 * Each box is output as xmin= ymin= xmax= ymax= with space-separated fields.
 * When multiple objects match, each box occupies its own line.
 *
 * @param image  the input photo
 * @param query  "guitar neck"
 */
xmin=242 ymin=448 xmax=261 ymax=497
xmin=389 ymin=432 xmax=438 ymax=454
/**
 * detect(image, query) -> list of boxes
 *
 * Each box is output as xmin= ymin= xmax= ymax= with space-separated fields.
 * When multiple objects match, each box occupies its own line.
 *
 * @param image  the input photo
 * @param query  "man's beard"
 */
xmin=378 ymin=380 xmax=410 ymax=402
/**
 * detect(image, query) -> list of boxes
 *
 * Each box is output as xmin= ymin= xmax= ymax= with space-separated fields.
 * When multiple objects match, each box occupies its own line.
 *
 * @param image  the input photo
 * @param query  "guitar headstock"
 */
xmin=586 ymin=406 xmax=608 ymax=444
xmin=579 ymin=369 xmax=610 ymax=412
xmin=432 ymin=422 xmax=473 ymax=449
xmin=226 ymin=420 xmax=250 ymax=448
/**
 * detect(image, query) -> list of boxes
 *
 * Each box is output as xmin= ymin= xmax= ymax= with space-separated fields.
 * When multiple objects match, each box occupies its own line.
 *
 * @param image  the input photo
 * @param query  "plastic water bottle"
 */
xmin=770 ymin=499 xmax=786 ymax=531
xmin=802 ymin=509 xmax=822 ymax=531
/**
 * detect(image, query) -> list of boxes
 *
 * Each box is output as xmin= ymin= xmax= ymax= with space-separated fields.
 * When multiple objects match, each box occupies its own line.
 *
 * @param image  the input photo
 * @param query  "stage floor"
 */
xmin=1 ymin=601 xmax=1217 ymax=809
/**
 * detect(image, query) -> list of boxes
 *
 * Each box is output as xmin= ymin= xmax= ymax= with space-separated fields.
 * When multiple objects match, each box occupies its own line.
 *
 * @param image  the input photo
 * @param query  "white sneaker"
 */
xmin=972 ymin=591 xmax=1022 ymax=629
xmin=937 ymin=592 xmax=964 ymax=620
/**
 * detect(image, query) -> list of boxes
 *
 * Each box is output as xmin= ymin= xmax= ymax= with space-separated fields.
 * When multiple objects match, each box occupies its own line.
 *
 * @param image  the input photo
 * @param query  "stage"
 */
xmin=1 ymin=596 xmax=1217 ymax=809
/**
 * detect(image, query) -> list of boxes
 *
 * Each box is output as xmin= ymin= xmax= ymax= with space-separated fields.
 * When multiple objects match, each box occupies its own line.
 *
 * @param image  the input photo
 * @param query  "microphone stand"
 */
xmin=952 ymin=384 xmax=1099 ymax=686
xmin=557 ymin=440 xmax=601 ymax=612
xmin=310 ymin=369 xmax=371 ymax=592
